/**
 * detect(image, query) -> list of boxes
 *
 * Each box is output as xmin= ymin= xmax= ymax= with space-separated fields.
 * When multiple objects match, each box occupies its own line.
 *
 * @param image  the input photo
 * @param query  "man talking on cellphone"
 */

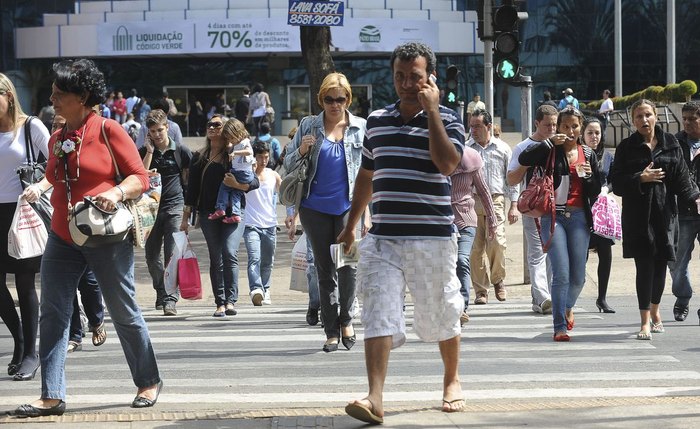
xmin=337 ymin=42 xmax=466 ymax=424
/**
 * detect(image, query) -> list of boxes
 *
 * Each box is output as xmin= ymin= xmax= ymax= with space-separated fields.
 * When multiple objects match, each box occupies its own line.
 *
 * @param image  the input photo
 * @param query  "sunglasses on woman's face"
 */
xmin=207 ymin=121 xmax=223 ymax=129
xmin=323 ymin=96 xmax=347 ymax=105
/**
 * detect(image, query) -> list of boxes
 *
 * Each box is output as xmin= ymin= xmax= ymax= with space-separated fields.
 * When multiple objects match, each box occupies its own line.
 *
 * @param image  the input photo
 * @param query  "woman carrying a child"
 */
xmin=181 ymin=116 xmax=259 ymax=317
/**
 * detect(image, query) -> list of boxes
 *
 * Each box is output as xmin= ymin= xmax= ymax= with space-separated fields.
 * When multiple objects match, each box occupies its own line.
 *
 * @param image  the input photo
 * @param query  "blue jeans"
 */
xmin=456 ymin=226 xmax=476 ymax=308
xmin=243 ymin=225 xmax=277 ymax=292
xmin=540 ymin=209 xmax=590 ymax=333
xmin=69 ymin=270 xmax=104 ymax=343
xmin=40 ymin=233 xmax=160 ymax=400
xmin=669 ymin=216 xmax=700 ymax=307
xmin=199 ymin=210 xmax=246 ymax=306
xmin=214 ymin=170 xmax=254 ymax=216
xmin=306 ymin=234 xmax=320 ymax=310
xmin=145 ymin=205 xmax=183 ymax=304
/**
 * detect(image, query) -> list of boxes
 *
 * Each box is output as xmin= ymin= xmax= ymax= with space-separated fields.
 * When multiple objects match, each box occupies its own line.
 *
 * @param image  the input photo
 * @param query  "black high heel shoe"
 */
xmin=342 ymin=334 xmax=356 ymax=350
xmin=341 ymin=325 xmax=356 ymax=350
xmin=323 ymin=338 xmax=339 ymax=353
xmin=13 ymin=358 xmax=39 ymax=381
xmin=596 ymin=299 xmax=616 ymax=314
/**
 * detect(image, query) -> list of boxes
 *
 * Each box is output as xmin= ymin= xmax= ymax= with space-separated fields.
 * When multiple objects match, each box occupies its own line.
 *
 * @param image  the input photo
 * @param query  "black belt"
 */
xmin=555 ymin=206 xmax=583 ymax=218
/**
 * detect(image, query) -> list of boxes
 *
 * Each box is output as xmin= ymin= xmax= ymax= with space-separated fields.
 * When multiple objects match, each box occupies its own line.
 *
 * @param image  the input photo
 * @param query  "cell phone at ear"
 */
xmin=429 ymin=75 xmax=437 ymax=84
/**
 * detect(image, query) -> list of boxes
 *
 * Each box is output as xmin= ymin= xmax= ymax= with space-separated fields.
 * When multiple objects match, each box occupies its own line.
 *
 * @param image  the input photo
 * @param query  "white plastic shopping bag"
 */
xmin=7 ymin=195 xmax=48 ymax=259
xmin=164 ymin=231 xmax=188 ymax=296
xmin=289 ymin=233 xmax=308 ymax=293
xmin=591 ymin=187 xmax=622 ymax=241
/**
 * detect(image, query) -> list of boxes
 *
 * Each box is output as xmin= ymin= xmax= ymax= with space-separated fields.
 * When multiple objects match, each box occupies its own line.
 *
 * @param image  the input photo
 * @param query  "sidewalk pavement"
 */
xmin=7 ymin=398 xmax=700 ymax=427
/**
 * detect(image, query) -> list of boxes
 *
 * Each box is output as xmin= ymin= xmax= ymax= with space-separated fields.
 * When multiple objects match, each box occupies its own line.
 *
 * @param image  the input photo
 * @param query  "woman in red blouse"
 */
xmin=14 ymin=59 xmax=162 ymax=418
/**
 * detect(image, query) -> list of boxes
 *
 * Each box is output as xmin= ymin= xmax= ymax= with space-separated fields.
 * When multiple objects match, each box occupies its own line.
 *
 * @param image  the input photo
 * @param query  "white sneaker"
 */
xmin=541 ymin=298 xmax=552 ymax=314
xmin=250 ymin=289 xmax=264 ymax=306
xmin=533 ymin=298 xmax=553 ymax=314
xmin=262 ymin=290 xmax=271 ymax=305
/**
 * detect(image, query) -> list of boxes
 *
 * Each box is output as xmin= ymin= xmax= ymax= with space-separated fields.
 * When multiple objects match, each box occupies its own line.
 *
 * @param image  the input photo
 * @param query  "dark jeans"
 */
xmin=145 ymin=205 xmax=183 ymax=304
xmin=299 ymin=206 xmax=356 ymax=340
xmin=69 ymin=270 xmax=104 ymax=342
xmin=199 ymin=209 xmax=246 ymax=306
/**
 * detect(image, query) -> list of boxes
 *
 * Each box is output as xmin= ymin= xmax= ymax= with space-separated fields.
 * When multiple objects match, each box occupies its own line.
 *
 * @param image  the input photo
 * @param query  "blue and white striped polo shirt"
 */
xmin=362 ymin=102 xmax=465 ymax=238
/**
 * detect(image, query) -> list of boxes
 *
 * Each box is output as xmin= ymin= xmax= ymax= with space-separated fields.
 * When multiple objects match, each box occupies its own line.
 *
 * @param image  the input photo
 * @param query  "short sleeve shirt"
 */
xmin=362 ymin=102 xmax=465 ymax=239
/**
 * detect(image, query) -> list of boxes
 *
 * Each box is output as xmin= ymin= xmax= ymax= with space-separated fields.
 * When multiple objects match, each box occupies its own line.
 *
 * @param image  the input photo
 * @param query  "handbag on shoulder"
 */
xmin=517 ymin=145 xmax=556 ymax=251
xmin=100 ymin=120 xmax=159 ymax=248
xmin=68 ymin=196 xmax=133 ymax=247
xmin=279 ymin=155 xmax=309 ymax=210
xmin=279 ymin=116 xmax=317 ymax=211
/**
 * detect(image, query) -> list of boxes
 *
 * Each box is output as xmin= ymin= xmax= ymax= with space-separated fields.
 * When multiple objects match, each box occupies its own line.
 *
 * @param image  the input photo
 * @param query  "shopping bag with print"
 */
xmin=289 ymin=232 xmax=308 ymax=293
xmin=591 ymin=187 xmax=622 ymax=241
xmin=164 ymin=231 xmax=188 ymax=296
xmin=177 ymin=237 xmax=202 ymax=300
xmin=7 ymin=195 xmax=48 ymax=259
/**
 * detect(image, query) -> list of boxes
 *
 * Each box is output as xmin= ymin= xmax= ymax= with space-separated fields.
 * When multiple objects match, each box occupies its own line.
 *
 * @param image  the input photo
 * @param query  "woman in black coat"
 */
xmin=610 ymin=99 xmax=700 ymax=340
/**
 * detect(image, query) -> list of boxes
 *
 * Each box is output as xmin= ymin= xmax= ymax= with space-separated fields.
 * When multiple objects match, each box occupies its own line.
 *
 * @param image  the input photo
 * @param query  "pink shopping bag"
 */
xmin=177 ymin=238 xmax=202 ymax=300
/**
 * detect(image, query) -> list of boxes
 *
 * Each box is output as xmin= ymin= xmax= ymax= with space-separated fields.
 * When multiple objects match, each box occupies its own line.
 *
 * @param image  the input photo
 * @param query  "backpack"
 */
xmin=127 ymin=124 xmax=139 ymax=142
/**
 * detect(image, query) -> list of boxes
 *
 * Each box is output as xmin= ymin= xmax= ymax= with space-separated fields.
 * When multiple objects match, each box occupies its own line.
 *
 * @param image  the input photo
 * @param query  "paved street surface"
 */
xmin=1 ymin=133 xmax=700 ymax=427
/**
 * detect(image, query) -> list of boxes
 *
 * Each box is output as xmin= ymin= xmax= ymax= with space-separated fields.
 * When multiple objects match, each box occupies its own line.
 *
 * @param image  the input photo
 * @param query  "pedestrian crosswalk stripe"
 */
xmin=4 ymin=299 xmax=687 ymax=410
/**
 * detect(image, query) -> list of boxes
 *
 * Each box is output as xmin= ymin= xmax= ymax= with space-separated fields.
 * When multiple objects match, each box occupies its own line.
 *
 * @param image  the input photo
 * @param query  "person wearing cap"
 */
xmin=466 ymin=94 xmax=486 ymax=127
xmin=558 ymin=88 xmax=580 ymax=110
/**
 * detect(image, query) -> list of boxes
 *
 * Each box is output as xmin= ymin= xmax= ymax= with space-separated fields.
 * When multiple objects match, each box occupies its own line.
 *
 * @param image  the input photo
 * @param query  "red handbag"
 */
xmin=517 ymin=146 xmax=556 ymax=251
xmin=177 ymin=237 xmax=202 ymax=300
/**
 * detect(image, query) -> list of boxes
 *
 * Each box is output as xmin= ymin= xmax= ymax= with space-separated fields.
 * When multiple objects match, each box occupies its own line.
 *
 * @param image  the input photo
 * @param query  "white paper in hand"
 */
xmin=330 ymin=240 xmax=360 ymax=269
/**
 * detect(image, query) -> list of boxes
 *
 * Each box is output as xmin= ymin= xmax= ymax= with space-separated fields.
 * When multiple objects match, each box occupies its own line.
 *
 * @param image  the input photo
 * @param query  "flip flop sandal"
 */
xmin=442 ymin=398 xmax=466 ymax=413
xmin=92 ymin=322 xmax=107 ymax=347
xmin=345 ymin=400 xmax=383 ymax=425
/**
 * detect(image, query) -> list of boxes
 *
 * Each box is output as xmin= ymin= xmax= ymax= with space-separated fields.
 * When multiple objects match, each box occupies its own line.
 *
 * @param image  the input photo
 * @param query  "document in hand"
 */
xmin=330 ymin=240 xmax=360 ymax=269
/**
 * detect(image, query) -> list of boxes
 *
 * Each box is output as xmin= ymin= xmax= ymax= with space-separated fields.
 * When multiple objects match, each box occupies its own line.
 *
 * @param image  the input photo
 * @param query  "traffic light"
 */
xmin=445 ymin=65 xmax=459 ymax=108
xmin=492 ymin=0 xmax=528 ymax=84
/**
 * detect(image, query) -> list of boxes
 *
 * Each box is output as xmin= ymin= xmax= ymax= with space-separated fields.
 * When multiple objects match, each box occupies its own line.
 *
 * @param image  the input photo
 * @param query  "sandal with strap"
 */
xmin=92 ymin=322 xmax=107 ymax=347
xmin=67 ymin=341 xmax=82 ymax=353
xmin=650 ymin=321 xmax=665 ymax=333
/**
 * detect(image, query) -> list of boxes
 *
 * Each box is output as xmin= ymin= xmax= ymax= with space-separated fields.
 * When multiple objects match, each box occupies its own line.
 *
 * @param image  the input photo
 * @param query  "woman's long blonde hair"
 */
xmin=0 ymin=73 xmax=27 ymax=132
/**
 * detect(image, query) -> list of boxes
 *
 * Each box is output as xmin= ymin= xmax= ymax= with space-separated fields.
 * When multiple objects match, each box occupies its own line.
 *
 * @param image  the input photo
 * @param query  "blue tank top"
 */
xmin=301 ymin=137 xmax=350 ymax=215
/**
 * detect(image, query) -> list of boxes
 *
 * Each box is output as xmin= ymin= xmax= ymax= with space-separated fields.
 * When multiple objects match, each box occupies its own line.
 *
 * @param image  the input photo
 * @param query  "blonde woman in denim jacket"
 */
xmin=284 ymin=72 xmax=367 ymax=352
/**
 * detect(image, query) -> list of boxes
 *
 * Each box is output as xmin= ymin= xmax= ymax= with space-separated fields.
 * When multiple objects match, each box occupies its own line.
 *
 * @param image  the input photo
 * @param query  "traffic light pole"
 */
xmin=483 ymin=0 xmax=494 ymax=119
xmin=519 ymin=74 xmax=532 ymax=284
xmin=519 ymin=75 xmax=532 ymax=141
